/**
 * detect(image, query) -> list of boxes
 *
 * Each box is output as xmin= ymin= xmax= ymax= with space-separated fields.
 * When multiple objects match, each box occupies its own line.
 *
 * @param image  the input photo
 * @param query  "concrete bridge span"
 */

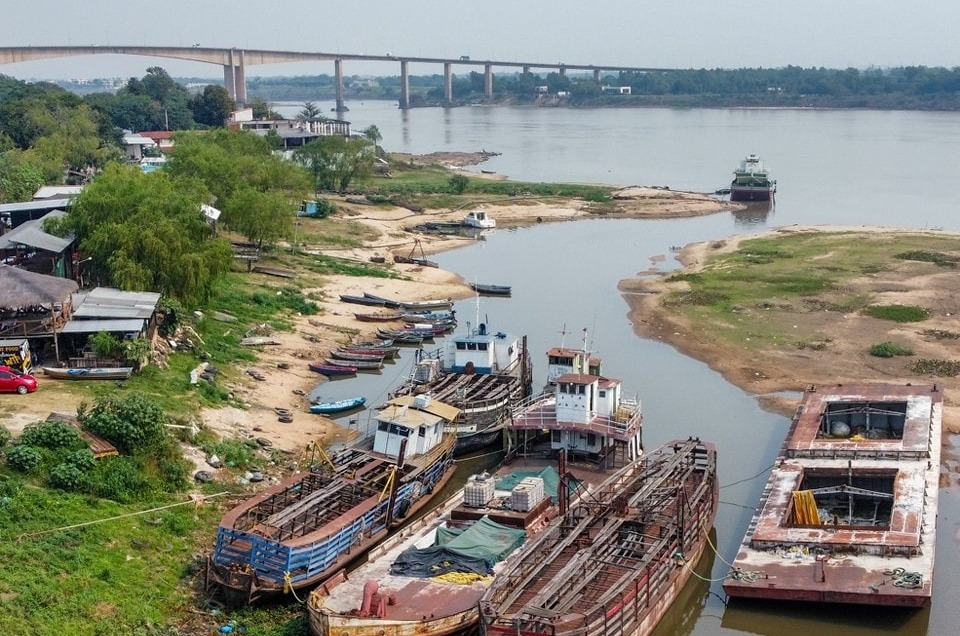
xmin=0 ymin=46 xmax=674 ymax=109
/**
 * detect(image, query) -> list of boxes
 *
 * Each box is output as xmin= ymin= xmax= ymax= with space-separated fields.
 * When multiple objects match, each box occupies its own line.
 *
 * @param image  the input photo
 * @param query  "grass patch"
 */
xmin=301 ymin=253 xmax=405 ymax=279
xmin=869 ymin=342 xmax=914 ymax=357
xmin=895 ymin=250 xmax=960 ymax=267
xmin=862 ymin=304 xmax=930 ymax=322
xmin=911 ymin=359 xmax=960 ymax=376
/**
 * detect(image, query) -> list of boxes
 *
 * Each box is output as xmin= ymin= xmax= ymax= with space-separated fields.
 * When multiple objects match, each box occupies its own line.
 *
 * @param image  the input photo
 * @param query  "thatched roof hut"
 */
xmin=0 ymin=265 xmax=78 ymax=312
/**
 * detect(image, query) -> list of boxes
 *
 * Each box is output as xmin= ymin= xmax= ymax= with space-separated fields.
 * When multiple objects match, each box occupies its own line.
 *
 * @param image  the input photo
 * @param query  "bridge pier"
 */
xmin=593 ymin=68 xmax=601 ymax=83
xmin=334 ymin=58 xmax=345 ymax=112
xmin=223 ymin=49 xmax=247 ymax=105
xmin=559 ymin=64 xmax=566 ymax=78
xmin=444 ymin=62 xmax=453 ymax=105
xmin=484 ymin=64 xmax=493 ymax=100
xmin=399 ymin=60 xmax=410 ymax=109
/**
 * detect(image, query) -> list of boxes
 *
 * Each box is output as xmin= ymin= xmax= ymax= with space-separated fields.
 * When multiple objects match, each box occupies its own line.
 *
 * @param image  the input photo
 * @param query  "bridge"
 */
xmin=0 ymin=46 xmax=675 ymax=110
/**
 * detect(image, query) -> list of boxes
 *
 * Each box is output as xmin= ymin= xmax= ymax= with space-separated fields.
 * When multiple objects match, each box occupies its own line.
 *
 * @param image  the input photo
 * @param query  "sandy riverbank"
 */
xmin=618 ymin=225 xmax=960 ymax=435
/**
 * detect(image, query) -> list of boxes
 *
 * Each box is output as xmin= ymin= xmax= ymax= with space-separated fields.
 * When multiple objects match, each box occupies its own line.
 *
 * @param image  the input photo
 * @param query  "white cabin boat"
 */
xmin=463 ymin=208 xmax=496 ymax=228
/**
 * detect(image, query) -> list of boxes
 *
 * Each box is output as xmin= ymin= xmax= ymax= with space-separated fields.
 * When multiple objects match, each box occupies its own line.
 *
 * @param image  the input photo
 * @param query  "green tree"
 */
xmin=224 ymin=187 xmax=295 ymax=248
xmin=248 ymin=98 xmax=281 ymax=120
xmin=448 ymin=173 xmax=469 ymax=194
xmin=298 ymin=101 xmax=323 ymax=120
xmin=190 ymin=84 xmax=235 ymax=127
xmin=61 ymin=164 xmax=234 ymax=305
xmin=293 ymin=135 xmax=375 ymax=193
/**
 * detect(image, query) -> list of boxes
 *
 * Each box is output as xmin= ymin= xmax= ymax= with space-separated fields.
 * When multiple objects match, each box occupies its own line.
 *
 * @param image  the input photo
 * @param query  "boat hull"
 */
xmin=730 ymin=186 xmax=774 ymax=202
xmin=43 ymin=366 xmax=133 ymax=380
xmin=312 ymin=606 xmax=477 ymax=636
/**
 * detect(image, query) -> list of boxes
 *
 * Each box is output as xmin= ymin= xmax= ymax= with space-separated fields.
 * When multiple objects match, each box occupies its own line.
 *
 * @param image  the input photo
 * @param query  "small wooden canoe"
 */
xmin=309 ymin=397 xmax=366 ymax=414
xmin=469 ymin=283 xmax=512 ymax=296
xmin=354 ymin=311 xmax=402 ymax=322
xmin=337 ymin=346 xmax=400 ymax=358
xmin=340 ymin=294 xmax=386 ymax=307
xmin=330 ymin=349 xmax=387 ymax=362
xmin=308 ymin=362 xmax=357 ymax=376
xmin=323 ymin=357 xmax=383 ymax=370
xmin=43 ymin=367 xmax=134 ymax=381
xmin=362 ymin=292 xmax=401 ymax=309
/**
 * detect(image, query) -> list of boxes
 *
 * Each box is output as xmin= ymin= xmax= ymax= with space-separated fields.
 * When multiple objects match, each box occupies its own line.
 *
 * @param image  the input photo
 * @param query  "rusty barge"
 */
xmin=477 ymin=438 xmax=718 ymax=636
xmin=723 ymin=383 xmax=942 ymax=607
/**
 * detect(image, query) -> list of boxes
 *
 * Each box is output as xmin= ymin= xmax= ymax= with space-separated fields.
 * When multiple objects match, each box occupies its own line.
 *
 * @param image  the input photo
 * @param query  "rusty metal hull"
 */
xmin=723 ymin=383 xmax=942 ymax=607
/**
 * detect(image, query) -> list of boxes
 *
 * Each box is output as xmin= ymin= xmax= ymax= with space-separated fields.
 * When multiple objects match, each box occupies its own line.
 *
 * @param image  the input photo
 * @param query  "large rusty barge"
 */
xmin=478 ymin=438 xmax=718 ymax=636
xmin=723 ymin=383 xmax=942 ymax=607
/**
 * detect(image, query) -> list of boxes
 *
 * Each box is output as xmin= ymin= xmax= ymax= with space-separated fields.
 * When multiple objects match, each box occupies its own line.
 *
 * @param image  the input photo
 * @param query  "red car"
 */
xmin=0 ymin=366 xmax=38 ymax=394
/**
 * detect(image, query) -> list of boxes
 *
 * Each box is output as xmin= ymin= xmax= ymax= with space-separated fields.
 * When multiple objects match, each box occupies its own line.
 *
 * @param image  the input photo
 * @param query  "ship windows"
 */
xmin=478 ymin=343 xmax=487 ymax=351
xmin=457 ymin=342 xmax=466 ymax=350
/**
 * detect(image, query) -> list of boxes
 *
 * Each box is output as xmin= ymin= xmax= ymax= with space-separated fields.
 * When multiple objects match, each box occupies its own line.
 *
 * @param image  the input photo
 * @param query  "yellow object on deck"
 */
xmin=792 ymin=490 xmax=821 ymax=525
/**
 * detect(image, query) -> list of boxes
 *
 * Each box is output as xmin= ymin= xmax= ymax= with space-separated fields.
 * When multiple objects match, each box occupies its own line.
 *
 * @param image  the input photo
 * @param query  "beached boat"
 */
xmin=469 ymin=282 xmax=511 ymax=296
xmin=339 ymin=294 xmax=387 ymax=307
xmin=390 ymin=319 xmax=532 ymax=455
xmin=337 ymin=345 xmax=400 ymax=359
xmin=376 ymin=329 xmax=425 ymax=345
xmin=393 ymin=239 xmax=439 ymax=268
xmin=360 ymin=293 xmax=401 ymax=309
xmin=723 ymin=383 xmax=942 ymax=607
xmin=463 ymin=207 xmax=496 ymax=228
xmin=330 ymin=349 xmax=388 ymax=363
xmin=309 ymin=396 xmax=366 ymax=414
xmin=400 ymin=310 xmax=456 ymax=324
xmin=309 ymin=362 xmax=358 ymax=376
xmin=43 ymin=366 xmax=134 ymax=381
xmin=363 ymin=293 xmax=453 ymax=312
xmin=354 ymin=311 xmax=403 ymax=323
xmin=730 ymin=153 xmax=776 ymax=202
xmin=478 ymin=438 xmax=718 ymax=636
xmin=323 ymin=357 xmax=383 ymax=371
xmin=308 ymin=469 xmax=552 ymax=636
xmin=205 ymin=395 xmax=458 ymax=603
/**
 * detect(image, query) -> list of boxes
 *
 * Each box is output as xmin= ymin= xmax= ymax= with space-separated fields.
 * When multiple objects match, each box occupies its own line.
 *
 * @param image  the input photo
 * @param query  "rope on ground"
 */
xmin=454 ymin=448 xmax=505 ymax=463
xmin=884 ymin=568 xmax=923 ymax=589
xmin=283 ymin=571 xmax=307 ymax=603
xmin=15 ymin=491 xmax=231 ymax=542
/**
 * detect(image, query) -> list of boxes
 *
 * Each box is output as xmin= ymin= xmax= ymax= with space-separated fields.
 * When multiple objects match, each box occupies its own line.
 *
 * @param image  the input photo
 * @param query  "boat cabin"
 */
xmin=373 ymin=395 xmax=457 ymax=459
xmin=463 ymin=208 xmax=496 ymax=228
xmin=443 ymin=322 xmax=521 ymax=374
xmin=546 ymin=346 xmax=601 ymax=384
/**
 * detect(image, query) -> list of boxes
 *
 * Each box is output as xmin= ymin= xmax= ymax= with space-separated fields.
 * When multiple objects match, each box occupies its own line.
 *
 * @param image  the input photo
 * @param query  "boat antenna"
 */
xmin=473 ymin=282 xmax=481 ymax=333
xmin=580 ymin=327 xmax=589 ymax=374
xmin=558 ymin=323 xmax=569 ymax=350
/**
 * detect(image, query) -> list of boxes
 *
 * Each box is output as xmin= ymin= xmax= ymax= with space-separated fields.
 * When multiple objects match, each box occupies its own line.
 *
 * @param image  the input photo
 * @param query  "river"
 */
xmin=275 ymin=102 xmax=959 ymax=635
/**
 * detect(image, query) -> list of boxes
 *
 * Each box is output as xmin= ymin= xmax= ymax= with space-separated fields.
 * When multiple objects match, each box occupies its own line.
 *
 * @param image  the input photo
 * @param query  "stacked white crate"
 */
xmin=511 ymin=476 xmax=545 ymax=512
xmin=463 ymin=473 xmax=495 ymax=508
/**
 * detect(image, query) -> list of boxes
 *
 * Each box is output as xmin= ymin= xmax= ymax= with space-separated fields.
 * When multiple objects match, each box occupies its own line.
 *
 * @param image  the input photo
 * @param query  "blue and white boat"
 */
xmin=309 ymin=396 xmax=366 ymax=414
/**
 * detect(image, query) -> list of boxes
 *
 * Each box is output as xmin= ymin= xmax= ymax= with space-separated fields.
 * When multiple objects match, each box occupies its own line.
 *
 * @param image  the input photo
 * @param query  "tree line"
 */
xmin=243 ymin=65 xmax=960 ymax=110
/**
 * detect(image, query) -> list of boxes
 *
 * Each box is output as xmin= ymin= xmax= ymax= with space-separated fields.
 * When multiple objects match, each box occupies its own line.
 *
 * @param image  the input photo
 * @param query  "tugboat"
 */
xmin=730 ymin=154 xmax=776 ymax=201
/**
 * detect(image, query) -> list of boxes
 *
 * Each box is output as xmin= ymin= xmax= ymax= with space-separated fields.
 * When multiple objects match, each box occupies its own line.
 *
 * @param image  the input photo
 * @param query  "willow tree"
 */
xmin=60 ymin=164 xmax=234 ymax=306
xmin=166 ymin=129 xmax=311 ymax=246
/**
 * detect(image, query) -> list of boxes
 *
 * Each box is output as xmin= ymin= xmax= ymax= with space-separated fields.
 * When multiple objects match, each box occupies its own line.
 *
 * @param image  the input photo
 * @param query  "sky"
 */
xmin=2 ymin=0 xmax=959 ymax=81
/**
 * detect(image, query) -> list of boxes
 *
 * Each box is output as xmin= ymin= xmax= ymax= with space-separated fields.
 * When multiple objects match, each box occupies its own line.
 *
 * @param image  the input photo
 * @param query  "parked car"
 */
xmin=0 ymin=365 xmax=38 ymax=394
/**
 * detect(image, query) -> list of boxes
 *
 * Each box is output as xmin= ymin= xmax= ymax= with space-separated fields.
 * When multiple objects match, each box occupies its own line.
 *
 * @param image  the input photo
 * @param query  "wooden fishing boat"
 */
xmin=330 ymin=349 xmax=388 ymax=363
xmin=308 ymin=362 xmax=358 ymax=376
xmin=324 ymin=357 xmax=383 ymax=370
xmin=376 ymin=329 xmax=425 ymax=345
xmin=43 ymin=366 xmax=134 ymax=381
xmin=340 ymin=294 xmax=387 ymax=307
xmin=309 ymin=396 xmax=366 ymax=414
xmin=469 ymin=282 xmax=512 ymax=296
xmin=337 ymin=345 xmax=400 ymax=359
xmin=393 ymin=238 xmax=439 ymax=268
xmin=206 ymin=396 xmax=459 ymax=604
xmin=349 ymin=338 xmax=395 ymax=349
xmin=361 ymin=293 xmax=401 ymax=309
xmin=478 ymin=439 xmax=718 ymax=636
xmin=353 ymin=311 xmax=402 ymax=323
xmin=400 ymin=310 xmax=456 ymax=324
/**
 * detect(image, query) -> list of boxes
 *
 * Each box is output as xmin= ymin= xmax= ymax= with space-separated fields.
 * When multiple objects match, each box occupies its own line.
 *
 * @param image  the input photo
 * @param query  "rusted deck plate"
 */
xmin=723 ymin=384 xmax=942 ymax=607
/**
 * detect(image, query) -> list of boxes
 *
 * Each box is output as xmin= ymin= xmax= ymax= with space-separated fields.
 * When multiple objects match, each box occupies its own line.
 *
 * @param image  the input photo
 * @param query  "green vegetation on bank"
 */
xmin=661 ymin=231 xmax=960 ymax=356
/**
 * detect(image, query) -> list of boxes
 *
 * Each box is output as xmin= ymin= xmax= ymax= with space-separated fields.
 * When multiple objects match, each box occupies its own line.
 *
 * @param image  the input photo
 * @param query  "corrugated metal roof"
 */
xmin=383 ymin=395 xmax=460 ymax=423
xmin=0 ymin=211 xmax=73 ymax=253
xmin=84 ymin=287 xmax=161 ymax=307
xmin=33 ymin=186 xmax=83 ymax=200
xmin=61 ymin=319 xmax=146 ymax=334
xmin=0 ymin=198 xmax=71 ymax=213
xmin=73 ymin=305 xmax=155 ymax=319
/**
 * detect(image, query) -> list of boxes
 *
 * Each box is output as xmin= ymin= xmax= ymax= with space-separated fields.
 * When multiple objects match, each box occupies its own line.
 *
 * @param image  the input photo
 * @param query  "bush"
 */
xmin=0 ymin=426 xmax=11 ymax=451
xmin=78 ymin=393 xmax=170 ymax=455
xmin=65 ymin=448 xmax=97 ymax=473
xmin=89 ymin=331 xmax=124 ymax=360
xmin=48 ymin=463 xmax=87 ymax=492
xmin=86 ymin=456 xmax=154 ymax=503
xmin=869 ymin=342 xmax=914 ymax=358
xmin=447 ymin=174 xmax=469 ymax=194
xmin=19 ymin=420 xmax=85 ymax=451
xmin=6 ymin=445 xmax=42 ymax=473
